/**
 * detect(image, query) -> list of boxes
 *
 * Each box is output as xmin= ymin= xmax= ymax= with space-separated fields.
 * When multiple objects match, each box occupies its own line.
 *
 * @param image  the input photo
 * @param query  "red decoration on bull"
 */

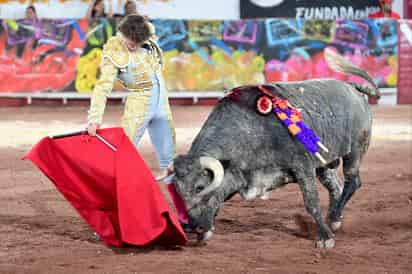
xmin=256 ymin=95 xmax=273 ymax=115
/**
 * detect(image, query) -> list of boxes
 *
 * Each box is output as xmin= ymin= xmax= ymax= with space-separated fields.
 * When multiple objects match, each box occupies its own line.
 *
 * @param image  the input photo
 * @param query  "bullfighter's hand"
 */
xmin=86 ymin=123 xmax=100 ymax=136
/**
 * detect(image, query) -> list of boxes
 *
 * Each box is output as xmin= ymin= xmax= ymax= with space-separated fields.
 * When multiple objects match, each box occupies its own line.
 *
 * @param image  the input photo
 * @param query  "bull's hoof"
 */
xmin=327 ymin=214 xmax=343 ymax=232
xmin=197 ymin=230 xmax=213 ymax=241
xmin=330 ymin=221 xmax=342 ymax=232
xmin=260 ymin=191 xmax=270 ymax=200
xmin=315 ymin=238 xmax=335 ymax=249
xmin=242 ymin=187 xmax=258 ymax=200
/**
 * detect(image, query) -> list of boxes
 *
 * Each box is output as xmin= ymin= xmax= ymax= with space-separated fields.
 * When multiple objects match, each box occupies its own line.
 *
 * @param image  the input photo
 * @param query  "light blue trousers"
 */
xmin=132 ymin=73 xmax=175 ymax=170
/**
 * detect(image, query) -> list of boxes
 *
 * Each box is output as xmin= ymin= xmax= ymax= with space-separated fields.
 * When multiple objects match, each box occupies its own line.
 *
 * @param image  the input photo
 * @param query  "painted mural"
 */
xmin=0 ymin=18 xmax=88 ymax=92
xmin=0 ymin=18 xmax=399 ymax=93
xmin=75 ymin=18 xmax=117 ymax=93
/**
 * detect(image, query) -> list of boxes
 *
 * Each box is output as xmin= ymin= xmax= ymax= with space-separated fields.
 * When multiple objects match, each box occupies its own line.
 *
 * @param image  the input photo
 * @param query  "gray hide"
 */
xmin=172 ymin=52 xmax=376 ymax=249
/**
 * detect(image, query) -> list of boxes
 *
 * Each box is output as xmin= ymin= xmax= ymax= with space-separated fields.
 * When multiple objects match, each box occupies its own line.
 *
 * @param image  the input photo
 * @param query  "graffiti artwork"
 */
xmin=223 ymin=20 xmax=258 ymax=44
xmin=75 ymin=18 xmax=116 ymax=93
xmin=370 ymin=19 xmax=398 ymax=53
xmin=85 ymin=18 xmax=114 ymax=48
xmin=265 ymin=19 xmax=303 ymax=48
xmin=333 ymin=20 xmax=369 ymax=49
xmin=0 ymin=18 xmax=87 ymax=92
xmin=188 ymin=21 xmax=221 ymax=42
xmin=303 ymin=20 xmax=335 ymax=43
xmin=152 ymin=19 xmax=186 ymax=51
xmin=0 ymin=18 xmax=399 ymax=93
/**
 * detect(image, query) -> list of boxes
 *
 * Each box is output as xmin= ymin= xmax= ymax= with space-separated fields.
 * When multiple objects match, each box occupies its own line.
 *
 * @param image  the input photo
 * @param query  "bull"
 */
xmin=170 ymin=49 xmax=380 ymax=248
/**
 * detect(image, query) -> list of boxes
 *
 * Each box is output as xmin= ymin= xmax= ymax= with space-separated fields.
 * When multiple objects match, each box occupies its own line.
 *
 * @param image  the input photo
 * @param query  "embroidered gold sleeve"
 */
xmin=87 ymin=36 xmax=130 ymax=124
xmin=87 ymin=57 xmax=117 ymax=125
xmin=101 ymin=36 xmax=129 ymax=68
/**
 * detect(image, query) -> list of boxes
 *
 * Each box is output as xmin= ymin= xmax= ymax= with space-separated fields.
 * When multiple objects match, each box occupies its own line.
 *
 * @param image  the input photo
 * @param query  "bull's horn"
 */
xmin=198 ymin=156 xmax=224 ymax=196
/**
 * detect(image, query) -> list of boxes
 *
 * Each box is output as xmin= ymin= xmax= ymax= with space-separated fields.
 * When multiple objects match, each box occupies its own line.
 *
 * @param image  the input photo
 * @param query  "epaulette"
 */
xmin=102 ymin=35 xmax=129 ymax=68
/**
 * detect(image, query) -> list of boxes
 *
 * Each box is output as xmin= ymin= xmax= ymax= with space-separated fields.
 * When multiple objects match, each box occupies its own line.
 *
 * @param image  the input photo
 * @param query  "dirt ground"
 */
xmin=0 ymin=104 xmax=411 ymax=274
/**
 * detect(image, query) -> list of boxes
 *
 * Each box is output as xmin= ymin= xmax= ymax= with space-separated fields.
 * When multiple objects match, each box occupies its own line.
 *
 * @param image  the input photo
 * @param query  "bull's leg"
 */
xmin=329 ymin=153 xmax=362 ymax=226
xmin=296 ymin=170 xmax=335 ymax=249
xmin=316 ymin=167 xmax=343 ymax=231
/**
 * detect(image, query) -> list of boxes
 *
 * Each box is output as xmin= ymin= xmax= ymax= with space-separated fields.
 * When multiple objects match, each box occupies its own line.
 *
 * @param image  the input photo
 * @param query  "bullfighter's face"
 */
xmin=172 ymin=155 xmax=224 ymax=234
xmin=121 ymin=35 xmax=142 ymax=52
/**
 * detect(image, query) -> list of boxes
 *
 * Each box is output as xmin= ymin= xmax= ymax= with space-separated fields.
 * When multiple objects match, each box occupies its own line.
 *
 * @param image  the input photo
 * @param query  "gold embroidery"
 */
xmin=102 ymin=35 xmax=129 ymax=68
xmin=88 ymin=28 xmax=167 ymax=129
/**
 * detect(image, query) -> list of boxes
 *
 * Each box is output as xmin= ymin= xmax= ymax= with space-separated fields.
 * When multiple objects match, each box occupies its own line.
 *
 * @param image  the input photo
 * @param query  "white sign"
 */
xmin=0 ymin=1 xmax=89 ymax=19
xmin=0 ymin=0 xmax=239 ymax=19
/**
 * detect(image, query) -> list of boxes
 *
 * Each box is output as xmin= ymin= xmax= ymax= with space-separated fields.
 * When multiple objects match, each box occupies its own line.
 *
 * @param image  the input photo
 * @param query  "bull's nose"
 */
xmin=180 ymin=218 xmax=198 ymax=233
xmin=187 ymin=217 xmax=199 ymax=229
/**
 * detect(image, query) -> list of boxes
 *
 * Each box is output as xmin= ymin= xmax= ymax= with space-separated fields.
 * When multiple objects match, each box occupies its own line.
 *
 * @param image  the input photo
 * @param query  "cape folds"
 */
xmin=23 ymin=127 xmax=187 ymax=247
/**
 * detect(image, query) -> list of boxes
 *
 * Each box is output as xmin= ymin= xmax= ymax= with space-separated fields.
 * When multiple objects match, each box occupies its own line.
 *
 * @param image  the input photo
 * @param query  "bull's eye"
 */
xmin=195 ymin=185 xmax=205 ymax=194
xmin=201 ymin=169 xmax=212 ymax=178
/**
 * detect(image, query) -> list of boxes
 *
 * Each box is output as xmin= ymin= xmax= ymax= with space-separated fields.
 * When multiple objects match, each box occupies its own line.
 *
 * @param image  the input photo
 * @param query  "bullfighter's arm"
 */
xmin=87 ymin=57 xmax=117 ymax=125
xmin=87 ymin=36 xmax=128 ymax=125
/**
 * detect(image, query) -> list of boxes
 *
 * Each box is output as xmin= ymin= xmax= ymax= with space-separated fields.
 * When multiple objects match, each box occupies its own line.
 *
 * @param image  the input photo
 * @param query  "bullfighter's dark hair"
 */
xmin=117 ymin=14 xmax=151 ymax=45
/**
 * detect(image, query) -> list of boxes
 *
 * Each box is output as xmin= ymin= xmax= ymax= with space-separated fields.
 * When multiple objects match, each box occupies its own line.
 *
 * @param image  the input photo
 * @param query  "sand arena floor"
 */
xmin=0 ymin=104 xmax=411 ymax=274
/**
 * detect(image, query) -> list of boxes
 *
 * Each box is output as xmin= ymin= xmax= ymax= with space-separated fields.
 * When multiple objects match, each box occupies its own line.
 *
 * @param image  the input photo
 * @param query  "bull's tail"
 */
xmin=324 ymin=48 xmax=381 ymax=99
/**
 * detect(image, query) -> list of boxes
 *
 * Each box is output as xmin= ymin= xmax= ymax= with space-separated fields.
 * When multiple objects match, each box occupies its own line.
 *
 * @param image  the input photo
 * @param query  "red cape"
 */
xmin=23 ymin=127 xmax=187 ymax=247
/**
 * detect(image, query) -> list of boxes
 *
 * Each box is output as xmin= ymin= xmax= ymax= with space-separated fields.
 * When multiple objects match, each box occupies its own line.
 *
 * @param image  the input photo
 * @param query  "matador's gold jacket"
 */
xmin=87 ymin=28 xmax=174 ymax=140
